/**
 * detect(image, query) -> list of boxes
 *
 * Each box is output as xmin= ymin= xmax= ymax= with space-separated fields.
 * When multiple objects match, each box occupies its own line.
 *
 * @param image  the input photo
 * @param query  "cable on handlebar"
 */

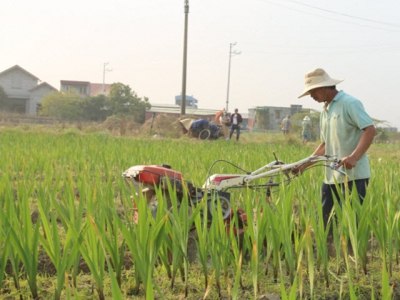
xmin=205 ymin=159 xmax=251 ymax=184
xmin=294 ymin=163 xmax=346 ymax=176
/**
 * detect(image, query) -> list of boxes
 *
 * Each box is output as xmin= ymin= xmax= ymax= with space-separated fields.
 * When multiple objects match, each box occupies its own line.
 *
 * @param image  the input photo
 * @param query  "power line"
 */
xmin=259 ymin=0 xmax=400 ymax=33
xmin=243 ymin=43 xmax=400 ymax=55
xmin=284 ymin=0 xmax=400 ymax=28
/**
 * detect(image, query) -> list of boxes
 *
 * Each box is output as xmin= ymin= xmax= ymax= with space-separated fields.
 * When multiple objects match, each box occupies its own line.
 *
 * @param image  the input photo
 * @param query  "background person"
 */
xmin=301 ymin=116 xmax=314 ymax=144
xmin=229 ymin=108 xmax=242 ymax=141
xmin=281 ymin=115 xmax=293 ymax=134
xmin=214 ymin=108 xmax=225 ymax=124
xmin=297 ymin=68 xmax=376 ymax=230
xmin=219 ymin=110 xmax=231 ymax=140
xmin=179 ymin=118 xmax=194 ymax=134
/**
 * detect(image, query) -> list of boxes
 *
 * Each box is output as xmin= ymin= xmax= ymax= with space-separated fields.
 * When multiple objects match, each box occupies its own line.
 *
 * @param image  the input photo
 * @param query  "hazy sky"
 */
xmin=2 ymin=0 xmax=400 ymax=128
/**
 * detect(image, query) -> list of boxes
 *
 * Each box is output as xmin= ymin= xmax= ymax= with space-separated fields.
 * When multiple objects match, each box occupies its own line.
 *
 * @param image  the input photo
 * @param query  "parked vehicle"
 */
xmin=180 ymin=118 xmax=224 ymax=140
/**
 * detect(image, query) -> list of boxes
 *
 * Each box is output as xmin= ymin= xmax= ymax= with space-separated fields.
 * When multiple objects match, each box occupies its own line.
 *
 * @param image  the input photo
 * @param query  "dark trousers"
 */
xmin=229 ymin=125 xmax=240 ymax=140
xmin=321 ymin=179 xmax=369 ymax=229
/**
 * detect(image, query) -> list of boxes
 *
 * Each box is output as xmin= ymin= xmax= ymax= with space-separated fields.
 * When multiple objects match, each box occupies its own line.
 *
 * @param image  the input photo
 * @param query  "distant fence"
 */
xmin=0 ymin=114 xmax=55 ymax=125
xmin=0 ymin=113 xmax=95 ymax=126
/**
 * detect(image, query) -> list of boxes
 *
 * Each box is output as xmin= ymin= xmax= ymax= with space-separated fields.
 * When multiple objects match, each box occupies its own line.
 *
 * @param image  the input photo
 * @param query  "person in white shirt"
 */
xmin=229 ymin=108 xmax=243 ymax=141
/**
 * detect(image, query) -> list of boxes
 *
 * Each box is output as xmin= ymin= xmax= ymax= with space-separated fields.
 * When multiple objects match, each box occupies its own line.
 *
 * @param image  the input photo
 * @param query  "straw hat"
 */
xmin=303 ymin=116 xmax=310 ymax=121
xmin=298 ymin=68 xmax=344 ymax=98
xmin=180 ymin=118 xmax=194 ymax=130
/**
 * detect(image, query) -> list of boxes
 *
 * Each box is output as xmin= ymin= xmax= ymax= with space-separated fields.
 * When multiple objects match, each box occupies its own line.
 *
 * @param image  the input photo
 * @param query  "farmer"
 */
xmin=214 ymin=108 xmax=225 ymax=124
xmin=301 ymin=116 xmax=314 ymax=144
xmin=180 ymin=118 xmax=195 ymax=134
xmin=219 ymin=110 xmax=231 ymax=140
xmin=297 ymin=68 xmax=376 ymax=230
xmin=281 ymin=115 xmax=293 ymax=135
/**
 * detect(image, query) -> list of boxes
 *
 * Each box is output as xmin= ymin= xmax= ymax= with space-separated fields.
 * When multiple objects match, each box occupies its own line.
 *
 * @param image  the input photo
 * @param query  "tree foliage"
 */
xmin=374 ymin=127 xmax=389 ymax=142
xmin=40 ymin=83 xmax=150 ymax=122
xmin=255 ymin=107 xmax=270 ymax=130
xmin=107 ymin=83 xmax=151 ymax=123
xmin=292 ymin=110 xmax=320 ymax=127
xmin=40 ymin=90 xmax=82 ymax=120
xmin=79 ymin=94 xmax=111 ymax=121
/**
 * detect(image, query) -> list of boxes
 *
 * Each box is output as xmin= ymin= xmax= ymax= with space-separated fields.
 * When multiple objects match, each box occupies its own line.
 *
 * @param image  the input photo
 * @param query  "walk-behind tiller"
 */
xmin=122 ymin=154 xmax=345 ymax=234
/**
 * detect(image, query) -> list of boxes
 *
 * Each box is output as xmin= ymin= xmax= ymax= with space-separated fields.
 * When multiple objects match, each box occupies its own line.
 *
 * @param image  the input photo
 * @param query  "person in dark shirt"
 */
xmin=229 ymin=108 xmax=243 ymax=141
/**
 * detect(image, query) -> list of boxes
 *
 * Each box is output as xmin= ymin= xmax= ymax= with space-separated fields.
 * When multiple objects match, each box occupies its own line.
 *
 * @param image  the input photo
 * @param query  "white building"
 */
xmin=0 ymin=65 xmax=56 ymax=114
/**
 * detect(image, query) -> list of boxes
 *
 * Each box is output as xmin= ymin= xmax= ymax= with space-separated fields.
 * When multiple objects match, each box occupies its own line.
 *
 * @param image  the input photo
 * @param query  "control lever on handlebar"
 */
xmin=329 ymin=162 xmax=346 ymax=176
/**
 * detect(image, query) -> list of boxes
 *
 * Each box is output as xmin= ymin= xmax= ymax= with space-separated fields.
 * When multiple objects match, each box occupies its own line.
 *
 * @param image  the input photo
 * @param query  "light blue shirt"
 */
xmin=320 ymin=90 xmax=374 ymax=184
xmin=302 ymin=120 xmax=312 ymax=135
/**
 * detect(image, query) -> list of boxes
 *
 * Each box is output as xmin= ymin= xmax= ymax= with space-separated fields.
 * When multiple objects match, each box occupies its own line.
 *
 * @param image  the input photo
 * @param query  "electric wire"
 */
xmin=283 ymin=0 xmax=400 ymax=28
xmin=259 ymin=0 xmax=400 ymax=34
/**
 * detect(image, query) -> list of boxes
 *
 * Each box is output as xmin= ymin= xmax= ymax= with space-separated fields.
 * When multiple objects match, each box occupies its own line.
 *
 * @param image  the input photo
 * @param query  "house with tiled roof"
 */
xmin=60 ymin=80 xmax=90 ymax=97
xmin=60 ymin=80 xmax=111 ymax=97
xmin=0 ymin=65 xmax=57 ymax=114
xmin=90 ymin=83 xmax=112 ymax=96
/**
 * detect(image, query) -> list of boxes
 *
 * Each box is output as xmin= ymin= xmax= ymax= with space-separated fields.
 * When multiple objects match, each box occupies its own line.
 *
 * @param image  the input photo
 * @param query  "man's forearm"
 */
xmin=297 ymin=143 xmax=325 ymax=173
xmin=312 ymin=143 xmax=326 ymax=156
xmin=337 ymin=125 xmax=376 ymax=169
xmin=350 ymin=125 xmax=376 ymax=161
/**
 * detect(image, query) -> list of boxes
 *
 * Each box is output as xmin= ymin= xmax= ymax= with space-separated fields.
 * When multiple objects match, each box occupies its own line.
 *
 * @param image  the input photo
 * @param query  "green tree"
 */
xmin=79 ymin=94 xmax=111 ymax=121
xmin=107 ymin=83 xmax=151 ymax=123
xmin=374 ymin=127 xmax=389 ymax=143
xmin=40 ymin=90 xmax=83 ymax=120
xmin=0 ymin=85 xmax=9 ymax=111
xmin=255 ymin=107 xmax=270 ymax=130
xmin=292 ymin=110 xmax=320 ymax=125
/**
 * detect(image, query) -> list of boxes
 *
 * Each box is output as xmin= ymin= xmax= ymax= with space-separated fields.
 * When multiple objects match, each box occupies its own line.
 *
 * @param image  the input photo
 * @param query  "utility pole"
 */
xmin=102 ymin=62 xmax=112 ymax=95
xmin=225 ymin=43 xmax=241 ymax=112
xmin=180 ymin=0 xmax=189 ymax=117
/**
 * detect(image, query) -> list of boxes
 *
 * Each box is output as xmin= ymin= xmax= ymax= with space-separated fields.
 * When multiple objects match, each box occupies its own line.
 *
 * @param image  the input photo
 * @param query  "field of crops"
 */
xmin=1 ymin=127 xmax=399 ymax=299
